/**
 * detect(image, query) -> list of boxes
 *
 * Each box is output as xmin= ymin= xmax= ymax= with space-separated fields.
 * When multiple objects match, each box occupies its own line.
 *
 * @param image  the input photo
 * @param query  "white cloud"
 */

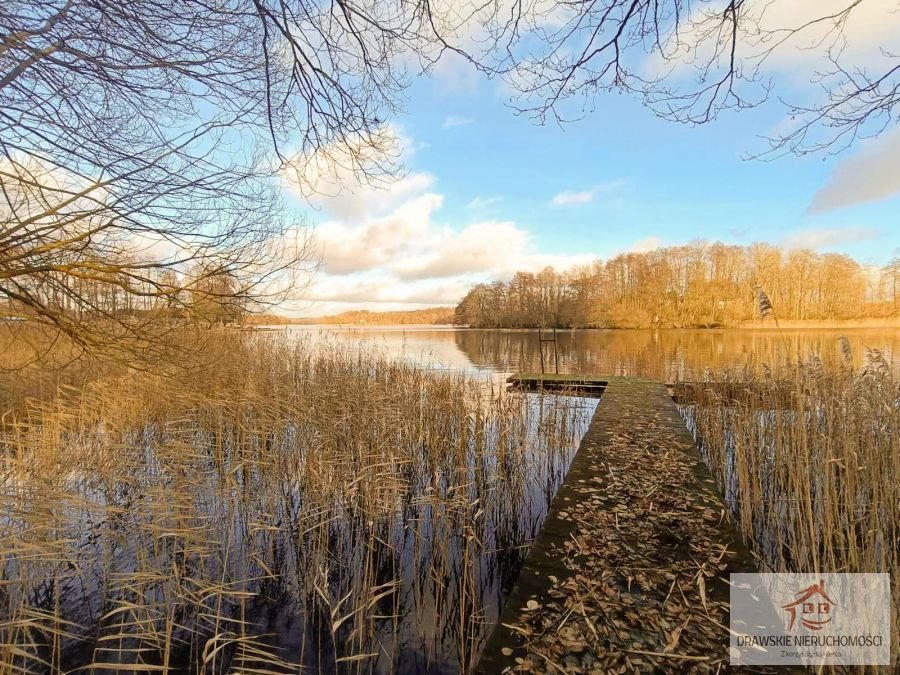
xmin=742 ymin=0 xmax=900 ymax=72
xmin=780 ymin=226 xmax=882 ymax=250
xmin=465 ymin=195 xmax=503 ymax=210
xmin=626 ymin=236 xmax=663 ymax=254
xmin=551 ymin=180 xmax=628 ymax=207
xmin=0 ymin=152 xmax=200 ymax=266
xmin=432 ymin=51 xmax=481 ymax=94
xmin=313 ymin=194 xmax=591 ymax=283
xmin=395 ymin=220 xmax=526 ymax=279
xmin=314 ymin=192 xmax=442 ymax=274
xmin=809 ymin=128 xmax=900 ymax=212
xmin=641 ymin=0 xmax=900 ymax=134
xmin=281 ymin=125 xmax=417 ymax=222
xmin=306 ymin=272 xmax=474 ymax=307
xmin=551 ymin=189 xmax=595 ymax=206
xmin=280 ymin=130 xmax=645 ymax=315
xmin=123 ymin=231 xmax=184 ymax=263
xmin=646 ymin=1 xmax=900 ymax=74
xmin=442 ymin=115 xmax=474 ymax=129
xmin=283 ymin=148 xmax=592 ymax=314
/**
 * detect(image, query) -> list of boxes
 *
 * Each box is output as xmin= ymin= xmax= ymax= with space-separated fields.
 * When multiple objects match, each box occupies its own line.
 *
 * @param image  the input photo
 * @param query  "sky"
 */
xmin=280 ymin=2 xmax=900 ymax=316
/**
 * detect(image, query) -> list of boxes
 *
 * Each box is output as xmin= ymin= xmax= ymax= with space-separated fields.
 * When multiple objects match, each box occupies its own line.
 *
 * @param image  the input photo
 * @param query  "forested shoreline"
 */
xmin=307 ymin=307 xmax=456 ymax=325
xmin=454 ymin=243 xmax=899 ymax=329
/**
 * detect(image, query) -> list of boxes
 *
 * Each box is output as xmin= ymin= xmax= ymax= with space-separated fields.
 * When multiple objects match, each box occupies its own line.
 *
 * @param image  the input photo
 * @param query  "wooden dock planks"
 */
xmin=477 ymin=377 xmax=763 ymax=673
xmin=507 ymin=373 xmax=608 ymax=397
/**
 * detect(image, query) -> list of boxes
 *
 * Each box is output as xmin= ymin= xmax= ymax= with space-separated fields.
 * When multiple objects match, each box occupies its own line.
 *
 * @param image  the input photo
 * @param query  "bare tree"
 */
xmin=882 ymin=254 xmax=900 ymax=313
xmin=447 ymin=1 xmax=898 ymax=155
xmin=0 ymin=0 xmax=443 ymax=363
xmin=2 ymin=1 xmax=896 ymax=365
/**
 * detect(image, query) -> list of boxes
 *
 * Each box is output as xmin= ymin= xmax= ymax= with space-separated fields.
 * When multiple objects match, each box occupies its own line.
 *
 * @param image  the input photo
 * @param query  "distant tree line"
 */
xmin=2 ymin=264 xmax=251 ymax=327
xmin=312 ymin=307 xmax=455 ymax=326
xmin=455 ymin=243 xmax=899 ymax=329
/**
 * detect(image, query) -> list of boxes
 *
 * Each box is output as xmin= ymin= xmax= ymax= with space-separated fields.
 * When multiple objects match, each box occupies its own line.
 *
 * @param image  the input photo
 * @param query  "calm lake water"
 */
xmin=271 ymin=326 xmax=899 ymax=379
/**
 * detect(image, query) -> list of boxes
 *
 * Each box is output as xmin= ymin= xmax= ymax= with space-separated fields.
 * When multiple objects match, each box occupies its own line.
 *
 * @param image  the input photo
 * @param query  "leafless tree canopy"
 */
xmin=1 ymin=1 xmax=896 ymax=361
xmin=1 ymin=1 xmax=323 ymax=360
xmin=452 ymin=0 xmax=897 ymax=155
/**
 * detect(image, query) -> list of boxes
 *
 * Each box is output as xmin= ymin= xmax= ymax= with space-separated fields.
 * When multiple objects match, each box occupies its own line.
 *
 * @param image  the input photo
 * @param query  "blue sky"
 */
xmin=280 ymin=7 xmax=900 ymax=316
xmin=407 ymin=78 xmax=895 ymax=255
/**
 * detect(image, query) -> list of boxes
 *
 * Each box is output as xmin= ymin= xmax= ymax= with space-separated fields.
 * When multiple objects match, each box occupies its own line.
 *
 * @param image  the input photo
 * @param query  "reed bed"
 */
xmin=677 ymin=348 xmax=899 ymax=670
xmin=0 ymin=333 xmax=592 ymax=674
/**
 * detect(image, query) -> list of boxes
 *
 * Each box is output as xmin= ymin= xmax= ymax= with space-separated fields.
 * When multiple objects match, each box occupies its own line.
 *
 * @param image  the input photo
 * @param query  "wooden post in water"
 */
xmin=553 ymin=327 xmax=559 ymax=373
xmin=538 ymin=331 xmax=545 ymax=374
xmin=537 ymin=328 xmax=559 ymax=374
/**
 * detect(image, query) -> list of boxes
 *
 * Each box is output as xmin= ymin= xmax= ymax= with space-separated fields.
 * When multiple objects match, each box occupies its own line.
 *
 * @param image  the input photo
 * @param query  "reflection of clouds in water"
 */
xmin=276 ymin=326 xmax=898 ymax=381
xmin=283 ymin=325 xmax=480 ymax=370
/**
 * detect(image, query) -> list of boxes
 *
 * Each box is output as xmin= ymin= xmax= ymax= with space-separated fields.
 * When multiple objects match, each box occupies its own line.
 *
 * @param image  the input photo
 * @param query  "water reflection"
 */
xmin=4 ymin=353 xmax=594 ymax=674
xmin=276 ymin=326 xmax=899 ymax=380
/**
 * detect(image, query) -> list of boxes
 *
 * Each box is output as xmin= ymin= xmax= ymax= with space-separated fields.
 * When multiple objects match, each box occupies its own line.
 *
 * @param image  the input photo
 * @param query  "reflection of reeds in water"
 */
xmin=0 ymin=334 xmax=591 ymax=673
xmin=678 ymin=349 xmax=899 ymax=669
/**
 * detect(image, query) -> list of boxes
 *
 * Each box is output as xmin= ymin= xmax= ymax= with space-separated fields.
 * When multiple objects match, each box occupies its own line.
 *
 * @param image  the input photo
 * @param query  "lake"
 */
xmin=269 ymin=326 xmax=899 ymax=380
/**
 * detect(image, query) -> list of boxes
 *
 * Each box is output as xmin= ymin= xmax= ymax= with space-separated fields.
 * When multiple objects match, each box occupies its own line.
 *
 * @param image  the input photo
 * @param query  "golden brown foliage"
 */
xmin=455 ymin=244 xmax=897 ymax=328
xmin=311 ymin=307 xmax=455 ymax=326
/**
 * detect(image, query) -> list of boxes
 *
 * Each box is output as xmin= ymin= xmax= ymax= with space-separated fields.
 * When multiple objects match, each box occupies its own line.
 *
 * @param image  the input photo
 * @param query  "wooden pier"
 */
xmin=476 ymin=376 xmax=761 ymax=673
xmin=507 ymin=373 xmax=607 ymax=397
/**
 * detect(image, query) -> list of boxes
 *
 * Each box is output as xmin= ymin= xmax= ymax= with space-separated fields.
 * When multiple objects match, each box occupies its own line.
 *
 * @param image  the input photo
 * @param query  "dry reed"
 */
xmin=0 ymin=332 xmax=591 ymax=673
xmin=678 ymin=345 xmax=898 ymax=672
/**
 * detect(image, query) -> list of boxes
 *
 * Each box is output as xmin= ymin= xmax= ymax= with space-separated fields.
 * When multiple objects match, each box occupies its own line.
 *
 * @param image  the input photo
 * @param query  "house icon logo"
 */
xmin=782 ymin=579 xmax=834 ymax=631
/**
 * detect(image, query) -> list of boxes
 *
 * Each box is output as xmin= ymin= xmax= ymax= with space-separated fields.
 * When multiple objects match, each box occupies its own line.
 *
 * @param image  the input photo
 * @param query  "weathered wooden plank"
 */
xmin=507 ymin=373 xmax=611 ymax=384
xmin=507 ymin=373 xmax=610 ymax=396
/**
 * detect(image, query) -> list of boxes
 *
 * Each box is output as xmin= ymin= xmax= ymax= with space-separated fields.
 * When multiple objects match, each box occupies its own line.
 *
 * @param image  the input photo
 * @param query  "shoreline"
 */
xmin=272 ymin=319 xmax=900 ymax=331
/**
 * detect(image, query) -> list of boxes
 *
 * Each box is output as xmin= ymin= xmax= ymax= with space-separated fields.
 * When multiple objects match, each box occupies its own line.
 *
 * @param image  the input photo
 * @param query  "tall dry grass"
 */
xmin=0 ymin=332 xmax=591 ymax=673
xmin=678 ymin=346 xmax=898 ymax=670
